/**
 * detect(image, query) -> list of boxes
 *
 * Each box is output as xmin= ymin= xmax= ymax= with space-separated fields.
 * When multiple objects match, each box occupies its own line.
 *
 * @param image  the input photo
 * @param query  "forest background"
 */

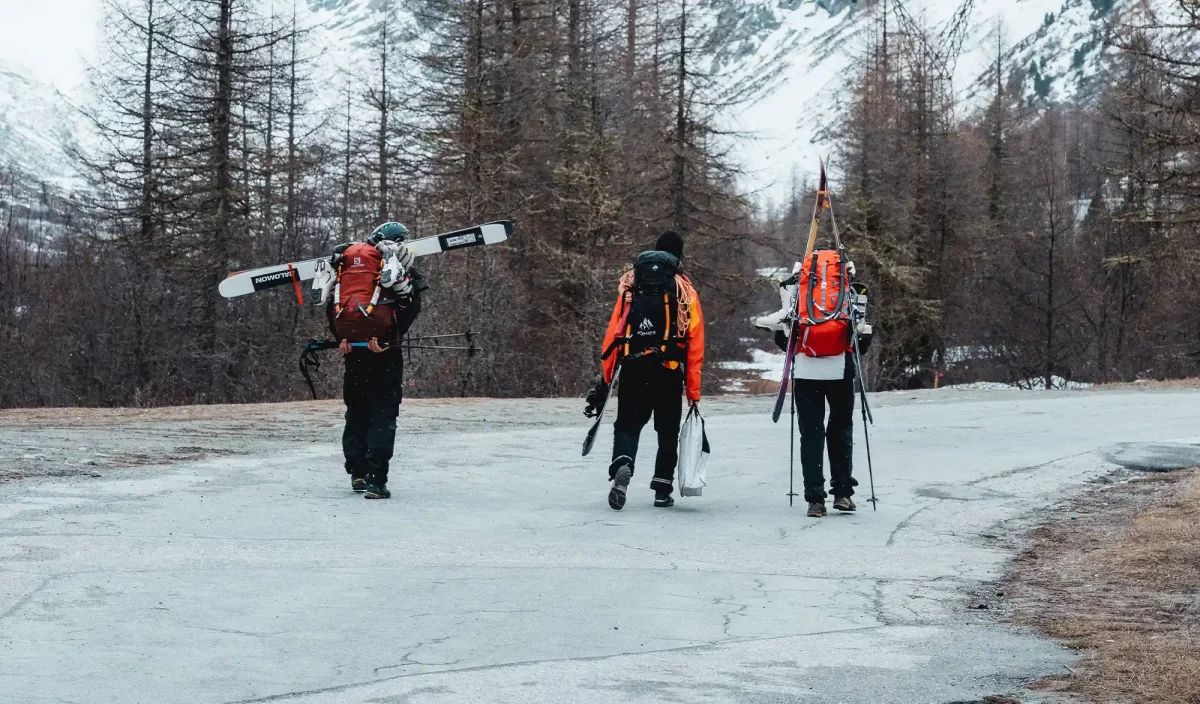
xmin=1 ymin=0 xmax=1198 ymax=406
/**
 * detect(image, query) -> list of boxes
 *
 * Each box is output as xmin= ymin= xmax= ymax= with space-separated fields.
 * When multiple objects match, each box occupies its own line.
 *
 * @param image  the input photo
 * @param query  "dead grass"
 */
xmin=1100 ymin=378 xmax=1200 ymax=390
xmin=1006 ymin=469 xmax=1200 ymax=703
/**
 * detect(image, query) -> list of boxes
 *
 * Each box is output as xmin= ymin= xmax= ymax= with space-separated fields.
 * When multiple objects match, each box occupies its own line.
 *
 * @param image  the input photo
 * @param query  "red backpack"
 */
xmin=795 ymin=249 xmax=852 ymax=357
xmin=332 ymin=243 xmax=395 ymax=342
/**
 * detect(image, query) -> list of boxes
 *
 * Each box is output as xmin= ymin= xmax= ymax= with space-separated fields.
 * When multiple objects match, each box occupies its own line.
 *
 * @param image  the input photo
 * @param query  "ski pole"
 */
xmin=403 ymin=331 xmax=478 ymax=341
xmin=858 ymin=393 xmax=877 ymax=511
xmin=849 ymin=305 xmax=877 ymax=510
xmin=788 ymin=376 xmax=797 ymax=507
xmin=397 ymin=344 xmax=476 ymax=352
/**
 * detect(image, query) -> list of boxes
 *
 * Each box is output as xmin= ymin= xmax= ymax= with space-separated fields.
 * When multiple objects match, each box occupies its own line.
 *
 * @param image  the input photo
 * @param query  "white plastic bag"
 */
xmin=677 ymin=405 xmax=710 ymax=497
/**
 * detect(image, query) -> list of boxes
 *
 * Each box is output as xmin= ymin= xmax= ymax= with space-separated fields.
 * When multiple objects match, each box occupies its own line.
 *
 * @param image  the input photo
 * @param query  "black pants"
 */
xmin=611 ymin=361 xmax=684 ymax=495
xmin=793 ymin=378 xmax=858 ymax=503
xmin=343 ymin=351 xmax=403 ymax=484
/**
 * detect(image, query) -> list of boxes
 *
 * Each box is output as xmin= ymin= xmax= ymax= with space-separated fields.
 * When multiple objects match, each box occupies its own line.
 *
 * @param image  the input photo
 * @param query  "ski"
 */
xmin=582 ymin=365 xmax=621 ymax=457
xmin=772 ymin=162 xmax=828 ymax=423
xmin=772 ymin=324 xmax=799 ymax=423
xmin=218 ymin=220 xmax=513 ymax=299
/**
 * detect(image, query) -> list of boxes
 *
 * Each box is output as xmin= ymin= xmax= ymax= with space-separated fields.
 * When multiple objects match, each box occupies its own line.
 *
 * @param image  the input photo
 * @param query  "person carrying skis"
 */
xmin=323 ymin=221 xmax=425 ymax=500
xmin=756 ymin=266 xmax=872 ymax=517
xmin=587 ymin=230 xmax=705 ymax=510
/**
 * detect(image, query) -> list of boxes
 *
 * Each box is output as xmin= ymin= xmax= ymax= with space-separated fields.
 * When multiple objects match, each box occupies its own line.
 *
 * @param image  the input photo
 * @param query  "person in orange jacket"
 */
xmin=587 ymin=230 xmax=704 ymax=510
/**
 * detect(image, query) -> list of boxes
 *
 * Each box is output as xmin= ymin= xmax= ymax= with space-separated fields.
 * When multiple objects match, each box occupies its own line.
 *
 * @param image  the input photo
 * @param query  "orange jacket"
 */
xmin=600 ymin=270 xmax=705 ymax=402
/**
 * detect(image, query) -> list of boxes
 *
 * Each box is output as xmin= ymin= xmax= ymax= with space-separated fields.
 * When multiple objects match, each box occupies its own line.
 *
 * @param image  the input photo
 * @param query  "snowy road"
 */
xmin=3 ymin=389 xmax=1200 ymax=703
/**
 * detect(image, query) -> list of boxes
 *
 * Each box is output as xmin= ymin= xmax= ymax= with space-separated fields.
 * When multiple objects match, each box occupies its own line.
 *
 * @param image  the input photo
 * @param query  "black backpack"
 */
xmin=622 ymin=251 xmax=683 ymax=362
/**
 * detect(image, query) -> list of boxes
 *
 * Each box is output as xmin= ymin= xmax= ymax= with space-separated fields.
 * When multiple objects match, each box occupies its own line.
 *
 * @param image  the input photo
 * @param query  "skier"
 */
xmin=756 ymin=265 xmax=872 ymax=517
xmin=587 ymin=230 xmax=705 ymax=510
xmin=325 ymin=221 xmax=425 ymax=500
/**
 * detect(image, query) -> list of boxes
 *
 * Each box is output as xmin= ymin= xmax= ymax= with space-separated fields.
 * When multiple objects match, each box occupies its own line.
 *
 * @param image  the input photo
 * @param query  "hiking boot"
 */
xmin=653 ymin=492 xmax=674 ymax=508
xmin=364 ymin=483 xmax=391 ymax=500
xmin=806 ymin=501 xmax=827 ymax=518
xmin=833 ymin=496 xmax=856 ymax=512
xmin=608 ymin=460 xmax=633 ymax=511
xmin=351 ymin=476 xmax=367 ymax=492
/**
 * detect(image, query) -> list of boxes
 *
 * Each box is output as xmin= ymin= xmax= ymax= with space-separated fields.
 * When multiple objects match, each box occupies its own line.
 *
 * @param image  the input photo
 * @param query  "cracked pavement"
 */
xmin=2 ymin=389 xmax=1200 ymax=703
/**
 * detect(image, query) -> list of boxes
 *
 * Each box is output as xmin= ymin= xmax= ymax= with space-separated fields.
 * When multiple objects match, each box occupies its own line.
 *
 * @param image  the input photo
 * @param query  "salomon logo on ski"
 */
xmin=251 ymin=271 xmax=296 ymax=290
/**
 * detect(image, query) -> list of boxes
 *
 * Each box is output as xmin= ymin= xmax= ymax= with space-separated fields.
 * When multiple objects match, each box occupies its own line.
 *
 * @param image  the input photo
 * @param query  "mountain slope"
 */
xmin=0 ymin=60 xmax=79 ymax=185
xmin=0 ymin=0 xmax=1130 ymax=197
xmin=713 ymin=0 xmax=1127 ymax=199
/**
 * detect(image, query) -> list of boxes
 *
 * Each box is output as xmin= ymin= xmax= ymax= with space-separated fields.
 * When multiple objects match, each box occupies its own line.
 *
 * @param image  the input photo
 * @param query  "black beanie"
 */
xmin=655 ymin=230 xmax=684 ymax=259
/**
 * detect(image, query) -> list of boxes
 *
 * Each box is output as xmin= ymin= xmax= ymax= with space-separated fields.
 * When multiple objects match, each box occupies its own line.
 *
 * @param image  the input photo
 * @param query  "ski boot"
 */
xmin=653 ymin=492 xmax=674 ymax=508
xmin=608 ymin=457 xmax=633 ymax=511
xmin=833 ymin=496 xmax=856 ymax=512
xmin=754 ymin=270 xmax=799 ymax=333
xmin=350 ymin=475 xmax=367 ymax=492
xmin=364 ymin=481 xmax=391 ymax=500
xmin=806 ymin=502 xmax=827 ymax=518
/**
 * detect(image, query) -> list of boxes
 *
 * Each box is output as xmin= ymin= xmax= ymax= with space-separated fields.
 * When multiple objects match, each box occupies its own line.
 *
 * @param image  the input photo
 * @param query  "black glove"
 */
xmin=584 ymin=376 xmax=610 ymax=418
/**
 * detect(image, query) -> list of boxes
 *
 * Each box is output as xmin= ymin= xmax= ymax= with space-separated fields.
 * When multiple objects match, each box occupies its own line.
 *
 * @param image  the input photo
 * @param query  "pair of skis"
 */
xmin=218 ymin=220 xmax=512 ymax=300
xmin=773 ymin=160 xmax=877 ymax=510
xmin=772 ymin=161 xmax=832 ymax=423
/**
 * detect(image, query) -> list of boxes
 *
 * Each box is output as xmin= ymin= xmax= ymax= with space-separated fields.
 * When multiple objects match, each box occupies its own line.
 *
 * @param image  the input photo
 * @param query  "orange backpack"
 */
xmin=332 ymin=243 xmax=395 ymax=342
xmin=796 ymin=249 xmax=852 ymax=357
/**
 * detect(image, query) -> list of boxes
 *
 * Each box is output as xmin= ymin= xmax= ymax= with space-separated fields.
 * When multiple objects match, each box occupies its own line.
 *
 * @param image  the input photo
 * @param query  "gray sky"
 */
xmin=0 ymin=0 xmax=99 ymax=92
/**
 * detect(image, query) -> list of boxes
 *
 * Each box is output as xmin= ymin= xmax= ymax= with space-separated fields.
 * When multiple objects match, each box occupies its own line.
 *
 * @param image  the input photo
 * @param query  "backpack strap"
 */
xmin=332 ymin=258 xmax=345 ymax=317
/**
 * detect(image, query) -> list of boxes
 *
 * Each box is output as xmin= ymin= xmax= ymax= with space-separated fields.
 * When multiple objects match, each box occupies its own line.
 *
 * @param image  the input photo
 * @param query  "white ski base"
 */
xmin=218 ymin=220 xmax=512 ymax=299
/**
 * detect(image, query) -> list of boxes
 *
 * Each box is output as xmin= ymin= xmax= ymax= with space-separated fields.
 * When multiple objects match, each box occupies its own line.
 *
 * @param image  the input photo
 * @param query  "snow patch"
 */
xmin=720 ymin=348 xmax=786 ymax=383
xmin=945 ymin=375 xmax=1092 ymax=391
xmin=757 ymin=266 xmax=791 ymax=280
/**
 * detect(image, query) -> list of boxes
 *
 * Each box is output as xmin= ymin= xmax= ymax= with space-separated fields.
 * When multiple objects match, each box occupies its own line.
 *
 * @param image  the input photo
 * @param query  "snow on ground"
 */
xmin=4 ymin=391 xmax=1200 ymax=702
xmin=756 ymin=266 xmax=791 ymax=280
xmin=721 ymin=345 xmax=1092 ymax=393
xmin=946 ymin=375 xmax=1093 ymax=391
xmin=720 ymin=347 xmax=786 ymax=385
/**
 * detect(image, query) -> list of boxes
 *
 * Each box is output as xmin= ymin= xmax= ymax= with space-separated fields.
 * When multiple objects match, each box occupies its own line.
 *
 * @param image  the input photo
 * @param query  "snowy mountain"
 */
xmin=0 ymin=60 xmax=80 ymax=185
xmin=0 ymin=0 xmax=1127 ymax=197
xmin=295 ymin=0 xmax=1127 ymax=199
xmin=709 ymin=0 xmax=1125 ymax=199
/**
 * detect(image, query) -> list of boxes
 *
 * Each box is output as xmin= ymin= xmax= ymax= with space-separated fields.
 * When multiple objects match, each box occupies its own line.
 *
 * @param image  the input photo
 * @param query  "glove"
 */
xmin=856 ymin=321 xmax=872 ymax=336
xmin=846 ymin=260 xmax=857 ymax=277
xmin=584 ymin=376 xmax=609 ymax=418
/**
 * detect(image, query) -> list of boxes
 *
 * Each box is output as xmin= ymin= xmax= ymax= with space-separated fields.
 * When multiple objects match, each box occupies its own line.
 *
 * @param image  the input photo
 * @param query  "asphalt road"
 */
xmin=3 ymin=389 xmax=1200 ymax=703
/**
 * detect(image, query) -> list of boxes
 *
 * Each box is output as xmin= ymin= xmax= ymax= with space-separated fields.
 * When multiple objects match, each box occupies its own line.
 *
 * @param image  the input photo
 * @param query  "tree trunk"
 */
xmin=209 ymin=0 xmax=235 ymax=400
xmin=285 ymin=9 xmax=298 ymax=251
xmin=671 ymin=0 xmax=686 ymax=231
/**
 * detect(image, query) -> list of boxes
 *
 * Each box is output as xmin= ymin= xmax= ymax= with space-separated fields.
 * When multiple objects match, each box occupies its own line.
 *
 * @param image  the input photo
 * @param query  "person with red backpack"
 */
xmin=324 ymin=221 xmax=425 ymax=500
xmin=756 ymin=259 xmax=873 ymax=517
xmin=587 ymin=230 xmax=705 ymax=510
